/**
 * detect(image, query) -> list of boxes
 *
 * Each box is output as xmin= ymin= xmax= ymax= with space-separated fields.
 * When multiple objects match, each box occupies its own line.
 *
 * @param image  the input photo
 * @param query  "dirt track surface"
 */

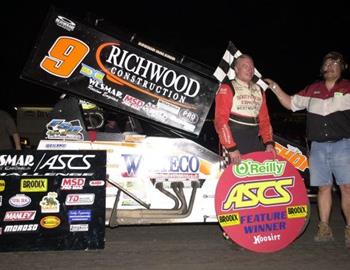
xmin=1 ymin=197 xmax=349 ymax=270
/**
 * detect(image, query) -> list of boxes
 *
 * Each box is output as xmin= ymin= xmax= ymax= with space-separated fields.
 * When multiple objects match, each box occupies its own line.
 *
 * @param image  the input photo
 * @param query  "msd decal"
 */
xmin=61 ymin=178 xmax=85 ymax=190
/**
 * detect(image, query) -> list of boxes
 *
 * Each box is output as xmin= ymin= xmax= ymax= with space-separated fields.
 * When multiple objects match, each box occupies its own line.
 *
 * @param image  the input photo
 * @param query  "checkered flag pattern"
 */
xmin=213 ymin=41 xmax=269 ymax=90
xmin=220 ymin=147 xmax=231 ymax=170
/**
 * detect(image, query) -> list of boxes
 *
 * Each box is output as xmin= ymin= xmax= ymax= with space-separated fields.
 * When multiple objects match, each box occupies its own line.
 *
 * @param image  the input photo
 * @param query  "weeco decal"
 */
xmin=215 ymin=152 xmax=309 ymax=253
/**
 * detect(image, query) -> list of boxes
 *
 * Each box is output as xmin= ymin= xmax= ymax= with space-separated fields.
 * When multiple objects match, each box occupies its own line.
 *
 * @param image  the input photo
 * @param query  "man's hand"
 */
xmin=265 ymin=144 xmax=276 ymax=159
xmin=229 ymin=149 xmax=241 ymax=165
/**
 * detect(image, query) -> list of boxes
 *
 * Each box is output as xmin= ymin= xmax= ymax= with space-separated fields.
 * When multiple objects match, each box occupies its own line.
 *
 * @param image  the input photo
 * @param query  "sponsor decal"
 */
xmin=179 ymin=109 xmax=199 ymax=124
xmin=9 ymin=194 xmax=31 ymax=208
xmin=122 ymin=94 xmax=145 ymax=111
xmin=46 ymin=119 xmax=84 ymax=140
xmin=20 ymin=178 xmax=48 ymax=192
xmin=0 ymin=172 xmax=94 ymax=177
xmin=61 ymin=177 xmax=85 ymax=190
xmin=65 ymin=193 xmax=95 ymax=205
xmin=215 ymin=152 xmax=309 ymax=253
xmin=0 ymin=180 xmax=5 ymax=191
xmin=37 ymin=154 xmax=95 ymax=170
xmin=96 ymin=42 xmax=199 ymax=108
xmin=70 ymin=224 xmax=89 ymax=232
xmin=142 ymin=102 xmax=169 ymax=123
xmin=40 ymin=192 xmax=60 ymax=213
xmin=80 ymin=63 xmax=105 ymax=82
xmin=0 ymin=155 xmax=34 ymax=169
xmin=4 ymin=211 xmax=36 ymax=221
xmin=233 ymin=159 xmax=286 ymax=178
xmin=55 ymin=15 xmax=76 ymax=31
xmin=222 ymin=178 xmax=293 ymax=210
xmin=88 ymin=78 xmax=123 ymax=103
xmin=89 ymin=180 xmax=105 ymax=186
xmin=157 ymin=99 xmax=180 ymax=115
xmin=4 ymin=224 xmax=39 ymax=233
xmin=68 ymin=209 xmax=92 ymax=222
xmin=137 ymin=41 xmax=176 ymax=61
xmin=218 ymin=213 xmax=241 ymax=227
xmin=286 ymin=205 xmax=308 ymax=219
xmin=44 ymin=143 xmax=67 ymax=149
xmin=121 ymin=154 xmax=200 ymax=177
xmin=275 ymin=142 xmax=308 ymax=172
xmin=40 ymin=216 xmax=61 ymax=229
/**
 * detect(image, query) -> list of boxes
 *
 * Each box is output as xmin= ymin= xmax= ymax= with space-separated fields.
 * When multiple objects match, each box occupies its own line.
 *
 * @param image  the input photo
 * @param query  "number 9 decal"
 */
xmin=40 ymin=36 xmax=90 ymax=78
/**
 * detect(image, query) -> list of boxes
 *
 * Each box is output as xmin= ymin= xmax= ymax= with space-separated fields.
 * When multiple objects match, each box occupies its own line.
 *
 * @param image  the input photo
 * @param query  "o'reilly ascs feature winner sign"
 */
xmin=22 ymin=9 xmax=218 ymax=135
xmin=215 ymin=152 xmax=309 ymax=253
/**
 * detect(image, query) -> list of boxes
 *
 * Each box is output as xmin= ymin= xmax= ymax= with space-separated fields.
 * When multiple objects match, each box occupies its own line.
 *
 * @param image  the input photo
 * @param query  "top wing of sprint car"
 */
xmin=21 ymin=7 xmax=219 ymax=137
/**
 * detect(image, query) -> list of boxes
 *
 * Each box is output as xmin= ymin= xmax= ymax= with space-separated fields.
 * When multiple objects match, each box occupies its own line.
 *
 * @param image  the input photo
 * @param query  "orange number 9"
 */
xmin=40 ymin=36 xmax=90 ymax=78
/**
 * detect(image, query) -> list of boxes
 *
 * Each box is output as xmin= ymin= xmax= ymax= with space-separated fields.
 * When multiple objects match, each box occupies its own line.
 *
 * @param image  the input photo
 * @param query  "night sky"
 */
xmin=3 ymin=0 xmax=350 ymax=114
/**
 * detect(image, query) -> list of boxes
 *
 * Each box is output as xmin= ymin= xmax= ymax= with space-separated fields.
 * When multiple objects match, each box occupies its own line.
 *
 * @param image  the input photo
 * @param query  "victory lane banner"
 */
xmin=21 ymin=8 xmax=219 ymax=136
xmin=0 ymin=150 xmax=106 ymax=252
xmin=215 ymin=152 xmax=309 ymax=253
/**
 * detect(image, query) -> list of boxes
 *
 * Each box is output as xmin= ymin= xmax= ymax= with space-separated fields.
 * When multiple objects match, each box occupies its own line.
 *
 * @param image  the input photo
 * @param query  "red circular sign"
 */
xmin=215 ymin=152 xmax=309 ymax=253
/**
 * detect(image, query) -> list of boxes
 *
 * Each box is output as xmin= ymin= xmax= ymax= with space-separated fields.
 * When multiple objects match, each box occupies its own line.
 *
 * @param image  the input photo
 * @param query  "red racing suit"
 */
xmin=214 ymin=79 xmax=274 ymax=152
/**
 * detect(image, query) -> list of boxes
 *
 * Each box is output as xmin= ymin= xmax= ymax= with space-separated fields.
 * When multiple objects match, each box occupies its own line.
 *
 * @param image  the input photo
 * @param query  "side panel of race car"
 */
xmin=38 ymin=137 xmax=222 ymax=226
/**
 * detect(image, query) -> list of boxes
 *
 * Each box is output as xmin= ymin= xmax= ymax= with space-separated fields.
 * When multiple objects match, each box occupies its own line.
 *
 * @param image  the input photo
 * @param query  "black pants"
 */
xmin=229 ymin=122 xmax=264 ymax=154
